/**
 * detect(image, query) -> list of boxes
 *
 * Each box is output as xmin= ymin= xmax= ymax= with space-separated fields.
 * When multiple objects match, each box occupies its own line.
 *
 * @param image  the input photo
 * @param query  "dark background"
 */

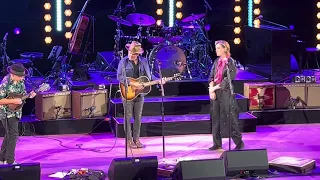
xmin=0 ymin=0 xmax=316 ymax=70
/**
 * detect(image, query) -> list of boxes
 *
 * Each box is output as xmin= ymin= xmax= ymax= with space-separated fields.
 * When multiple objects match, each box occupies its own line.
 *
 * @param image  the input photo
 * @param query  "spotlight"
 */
xmin=14 ymin=28 xmax=20 ymax=35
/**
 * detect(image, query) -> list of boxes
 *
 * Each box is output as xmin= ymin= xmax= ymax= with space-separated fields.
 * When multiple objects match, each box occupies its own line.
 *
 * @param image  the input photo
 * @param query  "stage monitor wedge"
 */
xmin=0 ymin=163 xmax=41 ymax=180
xmin=172 ymin=158 xmax=226 ymax=180
xmin=108 ymin=156 xmax=158 ymax=180
xmin=220 ymin=149 xmax=269 ymax=177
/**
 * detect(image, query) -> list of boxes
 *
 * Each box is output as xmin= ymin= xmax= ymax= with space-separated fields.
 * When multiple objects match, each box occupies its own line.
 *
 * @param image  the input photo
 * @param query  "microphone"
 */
xmin=3 ymin=33 xmax=8 ymax=41
xmin=255 ymin=15 xmax=263 ymax=19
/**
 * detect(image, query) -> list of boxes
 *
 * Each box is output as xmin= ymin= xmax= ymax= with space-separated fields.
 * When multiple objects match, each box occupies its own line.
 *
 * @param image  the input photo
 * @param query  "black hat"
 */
xmin=7 ymin=63 xmax=28 ymax=77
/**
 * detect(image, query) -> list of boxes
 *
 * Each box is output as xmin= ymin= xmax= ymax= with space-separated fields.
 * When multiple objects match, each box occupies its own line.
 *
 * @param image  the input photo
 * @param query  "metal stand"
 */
xmin=122 ymin=61 xmax=129 ymax=158
xmin=156 ymin=60 xmax=167 ymax=162
xmin=0 ymin=33 xmax=9 ymax=77
xmin=226 ymin=58 xmax=238 ymax=151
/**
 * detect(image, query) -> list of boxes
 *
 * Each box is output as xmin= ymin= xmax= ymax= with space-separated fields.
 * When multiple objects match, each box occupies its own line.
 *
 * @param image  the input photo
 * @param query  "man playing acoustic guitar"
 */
xmin=117 ymin=41 xmax=166 ymax=149
xmin=0 ymin=63 xmax=36 ymax=164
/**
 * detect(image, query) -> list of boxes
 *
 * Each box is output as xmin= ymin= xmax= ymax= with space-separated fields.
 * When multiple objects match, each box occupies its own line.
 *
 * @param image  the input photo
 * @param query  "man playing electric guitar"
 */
xmin=0 ymin=63 xmax=36 ymax=164
xmin=117 ymin=41 xmax=166 ymax=149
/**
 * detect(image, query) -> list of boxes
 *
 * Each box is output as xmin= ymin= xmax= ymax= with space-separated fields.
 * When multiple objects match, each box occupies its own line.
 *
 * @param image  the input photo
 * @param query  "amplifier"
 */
xmin=244 ymin=82 xmax=275 ymax=110
xmin=276 ymin=83 xmax=306 ymax=109
xmin=269 ymin=156 xmax=316 ymax=174
xmin=35 ymin=91 xmax=72 ymax=120
xmin=306 ymin=83 xmax=320 ymax=108
xmin=72 ymin=89 xmax=108 ymax=119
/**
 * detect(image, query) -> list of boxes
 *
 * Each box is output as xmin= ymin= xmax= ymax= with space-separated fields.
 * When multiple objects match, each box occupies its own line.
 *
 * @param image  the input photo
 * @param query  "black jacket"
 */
xmin=208 ymin=57 xmax=237 ymax=90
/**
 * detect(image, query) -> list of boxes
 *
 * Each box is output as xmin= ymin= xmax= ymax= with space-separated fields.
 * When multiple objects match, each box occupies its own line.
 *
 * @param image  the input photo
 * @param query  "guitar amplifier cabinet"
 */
xmin=72 ymin=89 xmax=108 ymax=119
xmin=244 ymin=82 xmax=275 ymax=110
xmin=276 ymin=83 xmax=306 ymax=109
xmin=35 ymin=91 xmax=72 ymax=120
xmin=306 ymin=83 xmax=320 ymax=108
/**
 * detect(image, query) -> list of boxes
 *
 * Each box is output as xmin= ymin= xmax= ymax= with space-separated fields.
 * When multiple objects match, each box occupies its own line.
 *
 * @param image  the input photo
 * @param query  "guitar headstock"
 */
xmin=37 ymin=83 xmax=51 ymax=93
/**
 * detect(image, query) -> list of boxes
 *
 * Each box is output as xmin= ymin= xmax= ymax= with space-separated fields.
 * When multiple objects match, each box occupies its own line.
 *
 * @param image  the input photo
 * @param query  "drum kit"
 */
xmin=107 ymin=12 xmax=213 ymax=79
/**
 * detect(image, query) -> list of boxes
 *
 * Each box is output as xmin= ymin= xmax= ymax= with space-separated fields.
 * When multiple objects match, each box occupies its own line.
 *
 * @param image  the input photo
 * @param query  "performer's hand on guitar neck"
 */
xmin=159 ymin=77 xmax=167 ymax=85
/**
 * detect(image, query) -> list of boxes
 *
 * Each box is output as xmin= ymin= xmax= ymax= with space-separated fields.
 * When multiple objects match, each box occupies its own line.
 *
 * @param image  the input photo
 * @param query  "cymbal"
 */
xmin=126 ymin=13 xmax=156 ymax=26
xmin=181 ymin=13 xmax=205 ymax=22
xmin=108 ymin=15 xmax=132 ymax=26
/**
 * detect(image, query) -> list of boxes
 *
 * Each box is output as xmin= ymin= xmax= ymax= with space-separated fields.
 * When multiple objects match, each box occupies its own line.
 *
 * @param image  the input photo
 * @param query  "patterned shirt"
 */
xmin=0 ymin=75 xmax=26 ymax=119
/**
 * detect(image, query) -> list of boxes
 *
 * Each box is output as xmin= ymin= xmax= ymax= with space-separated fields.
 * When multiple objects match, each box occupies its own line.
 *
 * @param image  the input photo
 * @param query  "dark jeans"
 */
xmin=0 ymin=116 xmax=19 ymax=164
xmin=122 ymin=96 xmax=144 ymax=141
xmin=210 ymin=89 xmax=243 ymax=147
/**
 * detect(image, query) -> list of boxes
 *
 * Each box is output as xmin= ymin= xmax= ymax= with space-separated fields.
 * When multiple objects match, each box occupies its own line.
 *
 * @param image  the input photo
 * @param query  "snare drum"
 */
xmin=148 ymin=44 xmax=186 ymax=77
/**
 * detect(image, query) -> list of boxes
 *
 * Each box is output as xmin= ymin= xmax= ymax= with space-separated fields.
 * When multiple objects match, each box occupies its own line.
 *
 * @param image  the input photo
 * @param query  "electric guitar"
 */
xmin=119 ymin=73 xmax=182 ymax=101
xmin=7 ymin=83 xmax=50 ymax=112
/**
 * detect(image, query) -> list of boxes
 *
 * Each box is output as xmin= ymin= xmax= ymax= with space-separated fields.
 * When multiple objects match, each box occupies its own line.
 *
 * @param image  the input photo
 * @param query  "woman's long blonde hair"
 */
xmin=215 ymin=40 xmax=231 ymax=57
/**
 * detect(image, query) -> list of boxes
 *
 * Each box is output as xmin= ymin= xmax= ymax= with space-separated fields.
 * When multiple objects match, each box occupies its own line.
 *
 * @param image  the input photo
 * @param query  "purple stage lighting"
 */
xmin=14 ymin=28 xmax=20 ymax=35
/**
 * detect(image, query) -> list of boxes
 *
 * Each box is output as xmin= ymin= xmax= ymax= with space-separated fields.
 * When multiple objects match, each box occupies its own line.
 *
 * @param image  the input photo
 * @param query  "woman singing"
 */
xmin=208 ymin=40 xmax=244 ymax=150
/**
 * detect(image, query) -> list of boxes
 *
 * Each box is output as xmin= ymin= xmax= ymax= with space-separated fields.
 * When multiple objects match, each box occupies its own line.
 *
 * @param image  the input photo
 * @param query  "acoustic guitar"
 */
xmin=7 ymin=83 xmax=50 ymax=112
xmin=119 ymin=74 xmax=182 ymax=101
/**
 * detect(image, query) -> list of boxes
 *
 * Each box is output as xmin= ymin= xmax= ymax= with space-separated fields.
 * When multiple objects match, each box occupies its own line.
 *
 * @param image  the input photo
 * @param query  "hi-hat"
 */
xmin=181 ymin=13 xmax=205 ymax=22
xmin=108 ymin=15 xmax=132 ymax=26
xmin=126 ymin=13 xmax=156 ymax=26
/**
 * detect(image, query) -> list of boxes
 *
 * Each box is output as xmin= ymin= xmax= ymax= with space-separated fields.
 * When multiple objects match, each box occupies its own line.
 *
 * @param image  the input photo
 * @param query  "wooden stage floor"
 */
xmin=11 ymin=123 xmax=320 ymax=180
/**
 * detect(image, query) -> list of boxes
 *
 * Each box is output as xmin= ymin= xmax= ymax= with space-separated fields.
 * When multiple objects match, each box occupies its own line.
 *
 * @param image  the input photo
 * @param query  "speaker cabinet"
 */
xmin=108 ymin=156 xmax=158 ymax=180
xmin=35 ymin=91 xmax=72 ymax=120
xmin=172 ymin=159 xmax=226 ymax=180
xmin=220 ymin=149 xmax=269 ymax=177
xmin=0 ymin=163 xmax=40 ymax=180
xmin=72 ymin=89 xmax=108 ymax=119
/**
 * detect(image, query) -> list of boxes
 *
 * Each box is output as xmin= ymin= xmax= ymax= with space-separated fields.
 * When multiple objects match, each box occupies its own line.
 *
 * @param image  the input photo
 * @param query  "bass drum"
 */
xmin=148 ymin=45 xmax=187 ymax=77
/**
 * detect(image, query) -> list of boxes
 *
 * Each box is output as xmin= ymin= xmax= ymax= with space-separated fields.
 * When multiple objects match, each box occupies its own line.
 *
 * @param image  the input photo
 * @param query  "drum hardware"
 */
xmin=19 ymin=52 xmax=45 ymax=77
xmin=0 ymin=33 xmax=10 ymax=77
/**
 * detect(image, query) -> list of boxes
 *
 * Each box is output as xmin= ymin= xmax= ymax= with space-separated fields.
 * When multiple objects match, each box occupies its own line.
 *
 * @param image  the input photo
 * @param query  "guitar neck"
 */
xmin=144 ymin=77 xmax=175 ymax=87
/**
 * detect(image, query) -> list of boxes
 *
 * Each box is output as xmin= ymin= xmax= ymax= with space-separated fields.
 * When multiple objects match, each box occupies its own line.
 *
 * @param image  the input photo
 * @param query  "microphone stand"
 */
xmin=226 ymin=58 xmax=237 ymax=151
xmin=157 ymin=60 xmax=166 ymax=161
xmin=258 ymin=18 xmax=289 ymax=30
xmin=123 ymin=60 xmax=129 ymax=158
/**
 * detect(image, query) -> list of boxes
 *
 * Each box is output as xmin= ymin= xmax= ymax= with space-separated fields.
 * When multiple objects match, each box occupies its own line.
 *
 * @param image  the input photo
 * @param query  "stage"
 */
xmin=12 ymin=123 xmax=320 ymax=179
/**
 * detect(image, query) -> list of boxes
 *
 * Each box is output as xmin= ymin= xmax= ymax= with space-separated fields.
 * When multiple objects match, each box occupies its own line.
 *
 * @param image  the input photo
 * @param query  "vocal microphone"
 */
xmin=255 ymin=15 xmax=263 ymax=19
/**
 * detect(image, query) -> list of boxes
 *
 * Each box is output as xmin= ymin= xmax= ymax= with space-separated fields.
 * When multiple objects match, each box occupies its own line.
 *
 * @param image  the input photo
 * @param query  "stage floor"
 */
xmin=12 ymin=123 xmax=320 ymax=180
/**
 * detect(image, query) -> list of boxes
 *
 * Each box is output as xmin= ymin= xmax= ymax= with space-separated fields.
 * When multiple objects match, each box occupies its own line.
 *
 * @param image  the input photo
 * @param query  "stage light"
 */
xmin=254 ymin=19 xmax=260 ymax=28
xmin=248 ymin=0 xmax=253 ymax=27
xmin=317 ymin=44 xmax=320 ymax=49
xmin=156 ymin=0 xmax=163 ymax=5
xmin=156 ymin=20 xmax=162 ymax=26
xmin=44 ymin=3 xmax=51 ymax=10
xmin=176 ymin=12 xmax=182 ymax=19
xmin=234 ymin=38 xmax=241 ymax=44
xmin=318 ymin=12 xmax=320 ymax=19
xmin=45 ymin=37 xmax=52 ymax=44
xmin=64 ymin=0 xmax=72 ymax=5
xmin=234 ymin=6 xmax=241 ymax=12
xmin=45 ymin=25 xmax=52 ymax=32
xmin=65 ymin=32 xmax=72 ymax=39
xmin=176 ymin=1 xmax=183 ymax=8
xmin=56 ymin=0 xmax=62 ymax=31
xmin=234 ymin=27 xmax=241 ymax=34
xmin=169 ymin=0 xmax=174 ymax=27
xmin=234 ymin=17 xmax=241 ymax=23
xmin=64 ymin=9 xmax=72 ymax=16
xmin=318 ymin=2 xmax=320 ymax=8
xmin=14 ymin=28 xmax=20 ymax=35
xmin=318 ymin=23 xmax=320 ymax=29
xmin=235 ymin=0 xmax=240 ymax=2
xmin=156 ymin=9 xmax=163 ymax=16
xmin=317 ymin=33 xmax=320 ymax=40
xmin=65 ymin=21 xmax=72 ymax=28
xmin=254 ymin=0 xmax=260 ymax=4
xmin=44 ymin=14 xmax=51 ymax=21
xmin=254 ymin=8 xmax=260 ymax=15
